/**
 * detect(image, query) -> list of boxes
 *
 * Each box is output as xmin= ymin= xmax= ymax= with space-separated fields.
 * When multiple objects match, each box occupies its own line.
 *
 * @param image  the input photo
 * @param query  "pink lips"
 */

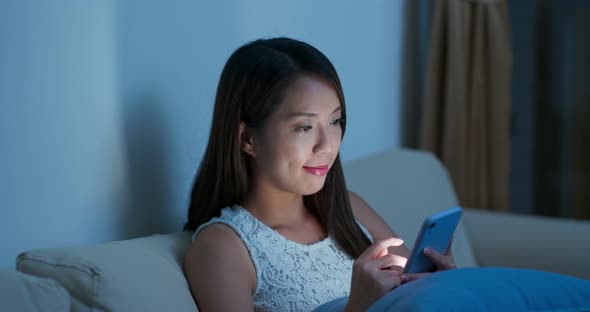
xmin=303 ymin=165 xmax=329 ymax=176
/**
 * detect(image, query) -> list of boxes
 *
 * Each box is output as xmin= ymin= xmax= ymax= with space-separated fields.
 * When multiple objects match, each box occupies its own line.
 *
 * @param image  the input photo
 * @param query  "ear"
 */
xmin=239 ymin=121 xmax=256 ymax=157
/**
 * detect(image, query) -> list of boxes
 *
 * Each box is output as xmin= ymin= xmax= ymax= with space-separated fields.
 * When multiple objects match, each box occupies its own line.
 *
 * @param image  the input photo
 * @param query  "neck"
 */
xmin=241 ymin=180 xmax=308 ymax=228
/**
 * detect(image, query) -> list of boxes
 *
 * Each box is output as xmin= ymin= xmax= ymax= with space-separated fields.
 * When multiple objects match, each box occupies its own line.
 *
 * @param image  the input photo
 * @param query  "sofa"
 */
xmin=3 ymin=148 xmax=590 ymax=311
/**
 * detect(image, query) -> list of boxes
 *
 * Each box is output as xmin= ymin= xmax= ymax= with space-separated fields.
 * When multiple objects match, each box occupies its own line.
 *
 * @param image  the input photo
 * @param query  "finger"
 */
xmin=358 ymin=237 xmax=404 ymax=261
xmin=445 ymin=246 xmax=454 ymax=257
xmin=445 ymin=236 xmax=454 ymax=256
xmin=423 ymin=247 xmax=444 ymax=262
xmin=401 ymin=273 xmax=429 ymax=284
xmin=385 ymin=265 xmax=405 ymax=274
xmin=372 ymin=270 xmax=402 ymax=291
xmin=424 ymin=248 xmax=454 ymax=269
xmin=371 ymin=253 xmax=408 ymax=270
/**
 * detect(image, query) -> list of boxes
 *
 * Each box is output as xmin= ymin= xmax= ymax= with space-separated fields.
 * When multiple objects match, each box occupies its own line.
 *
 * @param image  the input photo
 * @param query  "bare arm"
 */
xmin=183 ymin=224 xmax=256 ymax=312
xmin=349 ymin=191 xmax=410 ymax=262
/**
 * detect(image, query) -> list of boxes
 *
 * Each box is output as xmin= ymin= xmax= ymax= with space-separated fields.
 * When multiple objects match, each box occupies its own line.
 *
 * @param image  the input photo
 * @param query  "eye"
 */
xmin=330 ymin=117 xmax=344 ymax=126
xmin=296 ymin=125 xmax=313 ymax=132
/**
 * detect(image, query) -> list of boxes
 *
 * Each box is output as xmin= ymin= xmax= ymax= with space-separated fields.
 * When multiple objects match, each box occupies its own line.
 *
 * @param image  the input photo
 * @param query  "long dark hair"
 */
xmin=183 ymin=37 xmax=371 ymax=259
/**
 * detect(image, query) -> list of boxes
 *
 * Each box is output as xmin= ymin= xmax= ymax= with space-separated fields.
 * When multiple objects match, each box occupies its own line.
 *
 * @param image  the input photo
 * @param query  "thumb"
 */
xmin=400 ymin=273 xmax=429 ymax=284
xmin=424 ymin=247 xmax=454 ymax=269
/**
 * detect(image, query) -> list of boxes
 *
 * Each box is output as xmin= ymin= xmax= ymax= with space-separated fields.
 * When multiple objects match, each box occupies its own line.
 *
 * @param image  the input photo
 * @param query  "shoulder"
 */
xmin=185 ymin=223 xmax=255 ymax=277
xmin=348 ymin=190 xmax=369 ymax=217
xmin=348 ymin=190 xmax=379 ymax=226
xmin=189 ymin=223 xmax=249 ymax=255
xmin=184 ymin=223 xmax=256 ymax=310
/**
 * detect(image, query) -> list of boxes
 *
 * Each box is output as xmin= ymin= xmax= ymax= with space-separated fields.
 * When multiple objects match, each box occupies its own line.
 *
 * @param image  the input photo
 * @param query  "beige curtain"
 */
xmin=419 ymin=0 xmax=512 ymax=212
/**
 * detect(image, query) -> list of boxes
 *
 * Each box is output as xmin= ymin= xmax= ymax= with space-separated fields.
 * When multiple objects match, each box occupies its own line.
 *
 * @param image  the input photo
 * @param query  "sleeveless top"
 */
xmin=193 ymin=205 xmax=373 ymax=311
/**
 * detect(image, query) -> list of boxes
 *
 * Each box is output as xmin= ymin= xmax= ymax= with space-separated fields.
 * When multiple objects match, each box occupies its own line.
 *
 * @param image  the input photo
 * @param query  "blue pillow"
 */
xmin=369 ymin=267 xmax=590 ymax=311
xmin=314 ymin=267 xmax=590 ymax=312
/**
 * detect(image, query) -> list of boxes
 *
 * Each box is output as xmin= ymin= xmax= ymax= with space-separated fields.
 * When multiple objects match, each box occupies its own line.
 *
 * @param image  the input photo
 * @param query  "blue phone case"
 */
xmin=403 ymin=207 xmax=463 ymax=274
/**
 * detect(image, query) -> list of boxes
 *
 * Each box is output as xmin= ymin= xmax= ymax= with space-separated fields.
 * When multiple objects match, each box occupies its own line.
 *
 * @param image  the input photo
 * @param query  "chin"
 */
xmin=301 ymin=181 xmax=327 ymax=195
xmin=301 ymin=189 xmax=322 ymax=196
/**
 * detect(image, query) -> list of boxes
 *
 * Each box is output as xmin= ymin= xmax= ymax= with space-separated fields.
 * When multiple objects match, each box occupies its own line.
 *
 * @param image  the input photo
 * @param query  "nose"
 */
xmin=313 ymin=125 xmax=337 ymax=155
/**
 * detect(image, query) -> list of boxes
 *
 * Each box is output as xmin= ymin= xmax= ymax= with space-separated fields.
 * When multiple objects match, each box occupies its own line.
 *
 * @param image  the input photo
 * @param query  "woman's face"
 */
xmin=247 ymin=75 xmax=343 ymax=196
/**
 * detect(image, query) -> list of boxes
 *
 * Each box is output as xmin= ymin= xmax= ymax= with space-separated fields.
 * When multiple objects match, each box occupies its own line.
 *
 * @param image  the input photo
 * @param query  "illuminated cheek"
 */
xmin=335 ymin=134 xmax=342 ymax=147
xmin=288 ymin=136 xmax=315 ymax=155
xmin=331 ymin=130 xmax=343 ymax=150
xmin=277 ymin=141 xmax=306 ymax=168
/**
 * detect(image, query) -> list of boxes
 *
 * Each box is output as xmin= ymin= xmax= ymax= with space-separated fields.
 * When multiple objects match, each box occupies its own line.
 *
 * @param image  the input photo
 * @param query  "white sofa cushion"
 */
xmin=463 ymin=209 xmax=590 ymax=280
xmin=0 ymin=270 xmax=70 ymax=312
xmin=343 ymin=148 xmax=478 ymax=268
xmin=16 ymin=231 xmax=197 ymax=312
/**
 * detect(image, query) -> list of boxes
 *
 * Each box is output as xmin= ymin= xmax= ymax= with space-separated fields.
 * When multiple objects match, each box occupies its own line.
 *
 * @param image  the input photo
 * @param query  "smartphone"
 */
xmin=403 ymin=207 xmax=463 ymax=274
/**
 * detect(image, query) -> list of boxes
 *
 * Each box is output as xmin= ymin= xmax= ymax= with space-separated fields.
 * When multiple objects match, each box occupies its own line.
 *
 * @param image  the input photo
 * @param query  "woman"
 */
xmin=183 ymin=37 xmax=455 ymax=311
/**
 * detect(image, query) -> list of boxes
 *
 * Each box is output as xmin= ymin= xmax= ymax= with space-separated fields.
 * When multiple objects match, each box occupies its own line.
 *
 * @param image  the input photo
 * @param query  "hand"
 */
xmin=400 ymin=238 xmax=457 ymax=284
xmin=345 ymin=237 xmax=407 ymax=312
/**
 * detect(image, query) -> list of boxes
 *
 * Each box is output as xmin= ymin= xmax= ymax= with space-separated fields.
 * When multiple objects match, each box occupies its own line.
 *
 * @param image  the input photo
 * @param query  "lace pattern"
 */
xmin=194 ymin=205 xmax=373 ymax=312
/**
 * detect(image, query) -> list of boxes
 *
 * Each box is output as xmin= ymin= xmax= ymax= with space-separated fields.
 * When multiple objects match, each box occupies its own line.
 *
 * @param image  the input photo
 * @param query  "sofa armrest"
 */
xmin=462 ymin=208 xmax=590 ymax=280
xmin=0 ymin=270 xmax=70 ymax=312
xmin=16 ymin=231 xmax=197 ymax=312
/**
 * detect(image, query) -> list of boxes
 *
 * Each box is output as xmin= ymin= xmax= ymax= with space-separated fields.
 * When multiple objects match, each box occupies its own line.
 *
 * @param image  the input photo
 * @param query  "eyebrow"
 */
xmin=285 ymin=106 xmax=342 ymax=119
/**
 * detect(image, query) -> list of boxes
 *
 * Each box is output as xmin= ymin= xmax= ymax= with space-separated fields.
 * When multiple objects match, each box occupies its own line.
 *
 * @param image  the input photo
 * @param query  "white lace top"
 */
xmin=193 ymin=205 xmax=373 ymax=311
